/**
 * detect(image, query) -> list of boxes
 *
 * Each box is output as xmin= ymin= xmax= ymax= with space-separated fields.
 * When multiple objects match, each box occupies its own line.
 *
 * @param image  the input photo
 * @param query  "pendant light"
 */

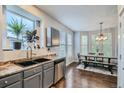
xmin=96 ymin=22 xmax=107 ymax=41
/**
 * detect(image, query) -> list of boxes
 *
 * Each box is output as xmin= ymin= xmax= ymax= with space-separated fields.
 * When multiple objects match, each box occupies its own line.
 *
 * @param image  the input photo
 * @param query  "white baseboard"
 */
xmin=66 ymin=60 xmax=75 ymax=66
xmin=73 ymin=59 xmax=79 ymax=62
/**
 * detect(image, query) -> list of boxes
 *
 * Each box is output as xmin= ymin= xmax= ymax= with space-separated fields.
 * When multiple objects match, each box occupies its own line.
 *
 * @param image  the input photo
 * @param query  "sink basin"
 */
xmin=33 ymin=58 xmax=51 ymax=63
xmin=15 ymin=61 xmax=37 ymax=67
xmin=15 ymin=58 xmax=51 ymax=67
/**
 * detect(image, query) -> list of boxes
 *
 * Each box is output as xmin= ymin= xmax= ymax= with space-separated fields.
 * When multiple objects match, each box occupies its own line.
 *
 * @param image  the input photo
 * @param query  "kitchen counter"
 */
xmin=0 ymin=55 xmax=65 ymax=79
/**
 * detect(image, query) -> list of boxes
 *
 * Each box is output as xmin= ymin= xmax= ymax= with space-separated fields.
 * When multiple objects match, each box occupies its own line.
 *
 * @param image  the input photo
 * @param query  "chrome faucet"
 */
xmin=27 ymin=46 xmax=32 ymax=59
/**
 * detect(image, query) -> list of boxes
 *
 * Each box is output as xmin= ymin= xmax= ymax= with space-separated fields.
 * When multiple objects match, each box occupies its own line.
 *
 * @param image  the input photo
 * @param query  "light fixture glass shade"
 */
xmin=96 ymin=22 xmax=107 ymax=41
xmin=96 ymin=34 xmax=107 ymax=41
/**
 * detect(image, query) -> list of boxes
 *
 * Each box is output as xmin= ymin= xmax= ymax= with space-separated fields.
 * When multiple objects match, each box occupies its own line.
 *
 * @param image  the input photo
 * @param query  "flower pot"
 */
xmin=13 ymin=42 xmax=21 ymax=50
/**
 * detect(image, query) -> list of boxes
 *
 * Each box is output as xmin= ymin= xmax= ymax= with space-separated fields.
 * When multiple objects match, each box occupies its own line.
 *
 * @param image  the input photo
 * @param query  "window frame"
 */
xmin=80 ymin=28 xmax=115 ymax=56
xmin=59 ymin=31 xmax=67 ymax=56
xmin=6 ymin=9 xmax=35 ymax=39
xmin=80 ymin=33 xmax=89 ymax=55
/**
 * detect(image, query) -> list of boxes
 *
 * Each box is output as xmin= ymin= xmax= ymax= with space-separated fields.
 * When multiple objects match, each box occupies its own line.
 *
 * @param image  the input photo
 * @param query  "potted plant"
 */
xmin=8 ymin=19 xmax=26 ymax=49
xmin=25 ymin=30 xmax=40 ymax=49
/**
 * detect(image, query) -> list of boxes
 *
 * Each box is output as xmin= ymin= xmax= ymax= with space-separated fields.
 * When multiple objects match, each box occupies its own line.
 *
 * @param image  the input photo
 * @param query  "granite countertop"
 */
xmin=0 ymin=55 xmax=65 ymax=79
xmin=0 ymin=64 xmax=23 ymax=79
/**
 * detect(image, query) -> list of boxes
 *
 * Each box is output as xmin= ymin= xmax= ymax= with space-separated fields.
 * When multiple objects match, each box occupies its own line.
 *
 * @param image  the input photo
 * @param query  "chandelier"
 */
xmin=96 ymin=22 xmax=107 ymax=41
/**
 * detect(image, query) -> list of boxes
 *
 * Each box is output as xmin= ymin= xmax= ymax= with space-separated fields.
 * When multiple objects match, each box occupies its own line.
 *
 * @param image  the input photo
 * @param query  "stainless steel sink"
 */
xmin=15 ymin=61 xmax=37 ymax=67
xmin=33 ymin=58 xmax=51 ymax=63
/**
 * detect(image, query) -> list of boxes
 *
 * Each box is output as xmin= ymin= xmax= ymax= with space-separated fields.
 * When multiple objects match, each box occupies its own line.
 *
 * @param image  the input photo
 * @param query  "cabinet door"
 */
xmin=6 ymin=81 xmax=22 ymax=88
xmin=24 ymin=73 xmax=42 ymax=88
xmin=43 ymin=67 xmax=54 ymax=88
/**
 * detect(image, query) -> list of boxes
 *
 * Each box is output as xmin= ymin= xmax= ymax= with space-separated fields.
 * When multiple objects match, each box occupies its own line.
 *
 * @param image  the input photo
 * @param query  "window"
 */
xmin=67 ymin=33 xmax=73 ymax=62
xmin=103 ymin=32 xmax=112 ymax=56
xmin=59 ymin=31 xmax=66 ymax=56
xmin=81 ymin=35 xmax=88 ymax=55
xmin=6 ymin=11 xmax=35 ymax=38
xmin=91 ymin=32 xmax=112 ymax=56
xmin=91 ymin=34 xmax=99 ymax=53
xmin=6 ymin=10 xmax=35 ymax=49
xmin=6 ymin=11 xmax=21 ymax=38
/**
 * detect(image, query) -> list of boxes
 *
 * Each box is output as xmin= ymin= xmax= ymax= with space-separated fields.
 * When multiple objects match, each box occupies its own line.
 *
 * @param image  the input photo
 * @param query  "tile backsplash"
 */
xmin=0 ymin=48 xmax=49 ymax=62
xmin=0 ymin=47 xmax=61 ymax=62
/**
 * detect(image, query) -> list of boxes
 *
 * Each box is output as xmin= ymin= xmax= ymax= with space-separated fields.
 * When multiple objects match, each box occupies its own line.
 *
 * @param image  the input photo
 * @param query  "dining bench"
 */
xmin=77 ymin=54 xmax=117 ymax=74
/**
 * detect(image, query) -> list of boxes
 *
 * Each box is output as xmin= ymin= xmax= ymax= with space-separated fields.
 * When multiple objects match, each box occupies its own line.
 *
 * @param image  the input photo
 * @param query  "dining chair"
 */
xmin=88 ymin=52 xmax=95 ymax=61
xmin=88 ymin=52 xmax=95 ymax=55
xmin=77 ymin=53 xmax=81 ymax=64
xmin=96 ymin=53 xmax=104 ymax=62
xmin=98 ymin=53 xmax=104 ymax=56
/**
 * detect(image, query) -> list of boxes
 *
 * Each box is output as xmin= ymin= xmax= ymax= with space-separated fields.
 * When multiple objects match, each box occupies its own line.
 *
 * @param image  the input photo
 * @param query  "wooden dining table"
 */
xmin=78 ymin=54 xmax=118 ymax=74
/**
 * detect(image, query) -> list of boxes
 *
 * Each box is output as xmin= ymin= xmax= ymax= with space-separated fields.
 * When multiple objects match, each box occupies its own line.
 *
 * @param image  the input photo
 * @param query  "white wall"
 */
xmin=0 ymin=6 xmax=2 ymax=50
xmin=0 ymin=6 xmax=3 ymax=60
xmin=0 ymin=6 xmax=6 ymax=50
xmin=0 ymin=6 xmax=6 ymax=60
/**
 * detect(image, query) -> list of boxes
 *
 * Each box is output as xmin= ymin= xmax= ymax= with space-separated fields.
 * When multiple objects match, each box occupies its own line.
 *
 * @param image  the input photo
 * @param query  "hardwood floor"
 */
xmin=53 ymin=62 xmax=117 ymax=88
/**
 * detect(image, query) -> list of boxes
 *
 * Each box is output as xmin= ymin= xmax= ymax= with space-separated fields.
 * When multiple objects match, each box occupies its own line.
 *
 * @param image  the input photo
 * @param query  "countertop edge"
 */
xmin=0 ymin=56 xmax=66 ymax=79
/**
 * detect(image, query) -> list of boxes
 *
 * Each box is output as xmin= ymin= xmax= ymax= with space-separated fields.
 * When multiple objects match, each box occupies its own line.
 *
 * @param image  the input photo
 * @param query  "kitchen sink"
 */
xmin=33 ymin=58 xmax=51 ymax=63
xmin=15 ymin=58 xmax=51 ymax=67
xmin=15 ymin=61 xmax=37 ymax=67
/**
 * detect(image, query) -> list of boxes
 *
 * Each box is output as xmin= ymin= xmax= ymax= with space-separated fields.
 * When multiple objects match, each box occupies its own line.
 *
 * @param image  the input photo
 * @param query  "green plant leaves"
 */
xmin=8 ymin=18 xmax=26 ymax=39
xmin=25 ymin=30 xmax=39 ymax=43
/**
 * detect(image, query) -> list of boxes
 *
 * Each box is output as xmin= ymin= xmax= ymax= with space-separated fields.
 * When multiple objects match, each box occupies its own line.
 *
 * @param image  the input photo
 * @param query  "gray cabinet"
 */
xmin=24 ymin=66 xmax=42 ymax=78
xmin=0 ymin=59 xmax=67 ymax=88
xmin=0 ymin=73 xmax=22 ymax=88
xmin=43 ymin=62 xmax=54 ymax=88
xmin=24 ymin=72 xmax=42 ymax=88
xmin=23 ymin=66 xmax=42 ymax=88
xmin=6 ymin=81 xmax=22 ymax=88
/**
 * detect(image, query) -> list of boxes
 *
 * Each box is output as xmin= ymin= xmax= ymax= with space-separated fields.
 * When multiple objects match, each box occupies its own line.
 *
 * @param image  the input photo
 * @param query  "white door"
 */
xmin=118 ymin=9 xmax=124 ymax=87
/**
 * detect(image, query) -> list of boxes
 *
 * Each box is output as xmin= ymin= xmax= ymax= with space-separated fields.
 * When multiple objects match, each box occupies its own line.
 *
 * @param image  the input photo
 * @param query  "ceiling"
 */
xmin=37 ymin=5 xmax=118 ymax=31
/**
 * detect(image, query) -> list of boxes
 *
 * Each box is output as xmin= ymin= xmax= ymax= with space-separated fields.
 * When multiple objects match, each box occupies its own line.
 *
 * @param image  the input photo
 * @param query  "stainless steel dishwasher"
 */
xmin=54 ymin=58 xmax=65 ymax=84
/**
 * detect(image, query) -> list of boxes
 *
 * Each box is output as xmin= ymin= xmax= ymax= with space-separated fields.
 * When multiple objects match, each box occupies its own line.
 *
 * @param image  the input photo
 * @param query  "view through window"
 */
xmin=81 ymin=35 xmax=88 ymax=55
xmin=59 ymin=31 xmax=66 ymax=56
xmin=6 ymin=10 xmax=35 ymax=49
xmin=81 ymin=32 xmax=113 ymax=56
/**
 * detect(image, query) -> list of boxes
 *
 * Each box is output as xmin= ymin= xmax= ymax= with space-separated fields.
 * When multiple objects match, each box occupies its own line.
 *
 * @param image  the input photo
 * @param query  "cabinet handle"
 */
xmin=4 ymin=81 xmax=8 ymax=84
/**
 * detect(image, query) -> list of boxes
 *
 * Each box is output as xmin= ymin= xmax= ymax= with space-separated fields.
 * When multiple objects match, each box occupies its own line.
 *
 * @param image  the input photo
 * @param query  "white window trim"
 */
xmin=6 ymin=10 xmax=35 ymax=39
xmin=80 ymin=27 xmax=116 ymax=56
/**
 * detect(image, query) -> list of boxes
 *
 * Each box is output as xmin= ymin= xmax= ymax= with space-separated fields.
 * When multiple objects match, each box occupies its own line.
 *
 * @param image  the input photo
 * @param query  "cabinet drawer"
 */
xmin=6 ymin=81 xmax=22 ymax=88
xmin=0 ymin=73 xmax=22 ymax=88
xmin=24 ymin=66 xmax=42 ymax=78
xmin=43 ymin=62 xmax=54 ymax=70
